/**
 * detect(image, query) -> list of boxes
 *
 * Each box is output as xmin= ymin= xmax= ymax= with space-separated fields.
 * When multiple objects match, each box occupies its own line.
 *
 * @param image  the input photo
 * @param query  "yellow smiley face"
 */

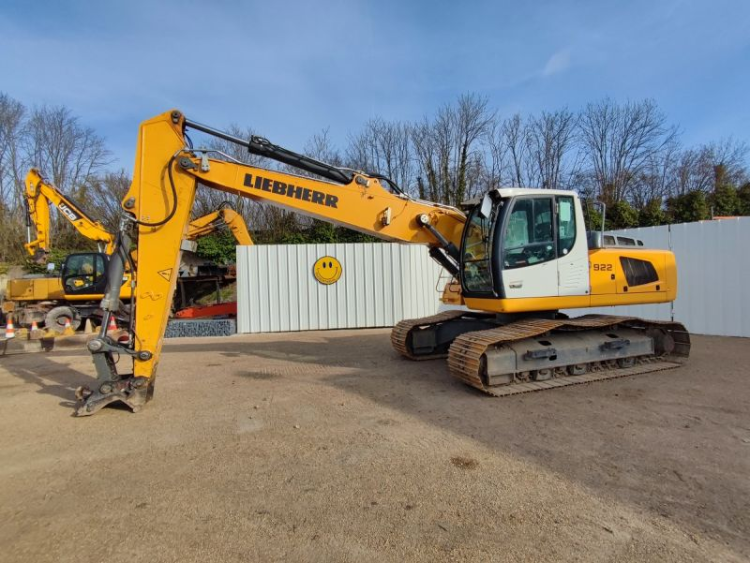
xmin=313 ymin=256 xmax=342 ymax=285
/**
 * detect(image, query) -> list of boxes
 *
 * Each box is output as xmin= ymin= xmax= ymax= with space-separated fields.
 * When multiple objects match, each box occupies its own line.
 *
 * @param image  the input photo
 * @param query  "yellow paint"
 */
xmin=187 ymin=207 xmax=254 ymax=245
xmin=6 ymin=278 xmax=66 ymax=301
xmin=313 ymin=256 xmax=342 ymax=285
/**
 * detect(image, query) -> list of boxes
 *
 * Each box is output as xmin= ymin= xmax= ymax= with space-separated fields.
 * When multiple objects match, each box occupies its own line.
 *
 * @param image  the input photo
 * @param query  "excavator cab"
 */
xmin=459 ymin=189 xmax=589 ymax=301
xmin=61 ymin=253 xmax=110 ymax=296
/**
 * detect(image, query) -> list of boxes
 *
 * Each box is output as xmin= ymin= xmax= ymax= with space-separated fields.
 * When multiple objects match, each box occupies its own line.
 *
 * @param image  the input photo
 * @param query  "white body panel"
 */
xmin=502 ymin=260 xmax=558 ymax=298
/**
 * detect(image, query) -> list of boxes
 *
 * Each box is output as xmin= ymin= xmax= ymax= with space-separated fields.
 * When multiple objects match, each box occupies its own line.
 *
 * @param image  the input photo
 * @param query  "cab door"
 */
xmin=500 ymin=196 xmax=559 ymax=298
xmin=555 ymin=195 xmax=589 ymax=296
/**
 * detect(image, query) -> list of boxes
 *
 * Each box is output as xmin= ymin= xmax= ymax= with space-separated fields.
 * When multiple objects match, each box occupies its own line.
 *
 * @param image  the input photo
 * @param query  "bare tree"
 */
xmin=453 ymin=93 xmax=494 ymax=202
xmin=411 ymin=118 xmax=442 ymax=201
xmin=525 ymin=108 xmax=578 ymax=190
xmin=501 ymin=114 xmax=532 ymax=187
xmin=412 ymin=94 xmax=493 ymax=205
xmin=83 ymin=169 xmax=131 ymax=231
xmin=671 ymin=139 xmax=748 ymax=196
xmin=346 ymin=118 xmax=414 ymax=193
xmin=0 ymin=93 xmax=26 ymax=210
xmin=483 ymin=118 xmax=508 ymax=190
xmin=23 ymin=105 xmax=111 ymax=191
xmin=579 ymin=98 xmax=677 ymax=203
xmin=629 ymin=139 xmax=681 ymax=209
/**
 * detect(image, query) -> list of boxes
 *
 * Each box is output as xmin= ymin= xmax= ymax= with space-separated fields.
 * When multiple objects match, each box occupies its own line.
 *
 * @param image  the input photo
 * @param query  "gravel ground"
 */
xmin=0 ymin=330 xmax=748 ymax=563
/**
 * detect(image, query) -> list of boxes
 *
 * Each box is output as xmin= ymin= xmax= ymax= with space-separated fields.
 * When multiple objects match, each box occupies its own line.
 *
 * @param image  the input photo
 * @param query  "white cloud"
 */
xmin=542 ymin=49 xmax=572 ymax=76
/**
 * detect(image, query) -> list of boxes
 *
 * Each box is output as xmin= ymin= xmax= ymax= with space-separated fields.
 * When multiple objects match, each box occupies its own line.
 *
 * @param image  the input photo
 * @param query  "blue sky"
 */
xmin=1 ymin=0 xmax=749 ymax=170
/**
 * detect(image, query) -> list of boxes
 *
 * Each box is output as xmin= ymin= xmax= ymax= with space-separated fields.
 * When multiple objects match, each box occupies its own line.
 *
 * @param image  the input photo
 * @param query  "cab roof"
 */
xmin=462 ymin=188 xmax=579 ymax=207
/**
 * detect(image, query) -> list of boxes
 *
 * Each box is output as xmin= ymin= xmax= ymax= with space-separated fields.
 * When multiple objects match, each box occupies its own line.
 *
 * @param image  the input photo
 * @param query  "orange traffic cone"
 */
xmin=29 ymin=320 xmax=43 ymax=339
xmin=4 ymin=316 xmax=15 ymax=339
xmin=62 ymin=317 xmax=75 ymax=336
xmin=107 ymin=316 xmax=118 ymax=333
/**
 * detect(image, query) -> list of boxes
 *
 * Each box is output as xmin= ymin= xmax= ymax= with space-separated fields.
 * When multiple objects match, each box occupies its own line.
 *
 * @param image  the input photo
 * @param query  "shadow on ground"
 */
xmin=0 ymin=350 xmax=92 ymax=409
xmin=162 ymin=332 xmax=750 ymax=556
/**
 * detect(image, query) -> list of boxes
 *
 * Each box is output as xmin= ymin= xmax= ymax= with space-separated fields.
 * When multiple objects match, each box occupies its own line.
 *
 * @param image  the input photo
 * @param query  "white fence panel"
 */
xmin=568 ymin=218 xmax=750 ymax=337
xmin=237 ymin=243 xmax=443 ymax=333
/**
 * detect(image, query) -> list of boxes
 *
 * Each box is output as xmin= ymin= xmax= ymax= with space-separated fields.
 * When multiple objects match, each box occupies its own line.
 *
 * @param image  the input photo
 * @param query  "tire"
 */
xmin=44 ymin=306 xmax=82 ymax=333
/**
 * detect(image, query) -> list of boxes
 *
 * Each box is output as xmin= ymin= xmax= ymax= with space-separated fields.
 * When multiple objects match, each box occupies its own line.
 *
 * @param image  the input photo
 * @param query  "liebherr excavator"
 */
xmin=74 ymin=110 xmax=690 ymax=416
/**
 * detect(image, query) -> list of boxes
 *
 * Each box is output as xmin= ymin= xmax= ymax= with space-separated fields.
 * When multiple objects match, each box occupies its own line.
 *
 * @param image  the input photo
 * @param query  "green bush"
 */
xmin=666 ymin=191 xmax=709 ymax=223
xmin=708 ymin=185 xmax=741 ymax=216
xmin=606 ymin=201 xmax=639 ymax=229
xmin=638 ymin=198 xmax=666 ymax=227
xmin=195 ymin=232 xmax=238 ymax=264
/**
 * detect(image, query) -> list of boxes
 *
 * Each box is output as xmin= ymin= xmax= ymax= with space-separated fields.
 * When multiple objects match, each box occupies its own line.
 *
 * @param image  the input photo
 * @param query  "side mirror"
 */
xmin=587 ymin=231 xmax=603 ymax=250
xmin=479 ymin=193 xmax=492 ymax=219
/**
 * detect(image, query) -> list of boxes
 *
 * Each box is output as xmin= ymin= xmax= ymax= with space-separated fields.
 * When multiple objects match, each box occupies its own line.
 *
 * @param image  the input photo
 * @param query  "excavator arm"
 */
xmin=186 ymin=205 xmax=254 ymax=246
xmin=76 ymin=110 xmax=465 ymax=415
xmin=24 ymin=168 xmax=115 ymax=263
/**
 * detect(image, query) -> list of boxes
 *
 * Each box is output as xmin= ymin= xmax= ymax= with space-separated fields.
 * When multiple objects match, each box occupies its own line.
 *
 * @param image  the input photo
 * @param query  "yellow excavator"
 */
xmin=73 ymin=110 xmax=690 ymax=416
xmin=23 ymin=168 xmax=116 ymax=264
xmin=23 ymin=168 xmax=253 ymax=263
xmin=4 ymin=169 xmax=253 ymax=331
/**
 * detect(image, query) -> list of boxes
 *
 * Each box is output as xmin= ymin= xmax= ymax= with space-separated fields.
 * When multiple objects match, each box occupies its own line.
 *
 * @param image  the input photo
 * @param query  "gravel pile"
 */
xmin=165 ymin=319 xmax=236 ymax=338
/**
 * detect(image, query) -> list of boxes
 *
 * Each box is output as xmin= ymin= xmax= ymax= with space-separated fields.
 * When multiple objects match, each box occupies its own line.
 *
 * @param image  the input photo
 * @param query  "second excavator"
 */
xmin=5 ymin=169 xmax=253 ymax=331
xmin=72 ymin=109 xmax=690 ymax=416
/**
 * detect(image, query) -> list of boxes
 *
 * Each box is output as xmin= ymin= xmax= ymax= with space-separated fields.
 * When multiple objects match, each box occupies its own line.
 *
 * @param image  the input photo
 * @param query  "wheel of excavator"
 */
xmin=44 ymin=305 xmax=82 ymax=333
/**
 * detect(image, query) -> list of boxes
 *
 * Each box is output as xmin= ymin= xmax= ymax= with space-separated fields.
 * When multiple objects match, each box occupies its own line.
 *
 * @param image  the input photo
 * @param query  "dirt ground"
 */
xmin=0 ymin=330 xmax=748 ymax=563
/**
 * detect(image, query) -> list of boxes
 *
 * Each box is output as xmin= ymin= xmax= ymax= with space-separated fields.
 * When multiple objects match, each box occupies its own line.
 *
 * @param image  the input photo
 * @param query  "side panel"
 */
xmin=588 ymin=248 xmax=676 ymax=300
xmin=7 ymin=278 xmax=65 ymax=301
xmin=502 ymin=261 xmax=558 ymax=299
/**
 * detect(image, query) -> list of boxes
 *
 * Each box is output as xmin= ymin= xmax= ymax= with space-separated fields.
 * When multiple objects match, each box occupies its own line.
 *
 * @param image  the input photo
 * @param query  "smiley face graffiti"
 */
xmin=313 ymin=256 xmax=342 ymax=285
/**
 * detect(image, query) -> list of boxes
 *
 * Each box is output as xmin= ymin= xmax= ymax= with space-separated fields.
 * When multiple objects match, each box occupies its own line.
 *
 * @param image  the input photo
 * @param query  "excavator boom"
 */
xmin=76 ymin=110 xmax=465 ymax=415
xmin=24 ymin=168 xmax=115 ymax=262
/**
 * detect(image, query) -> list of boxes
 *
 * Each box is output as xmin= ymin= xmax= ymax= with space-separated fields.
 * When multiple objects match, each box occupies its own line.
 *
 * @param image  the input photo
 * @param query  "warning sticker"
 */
xmin=158 ymin=269 xmax=173 ymax=282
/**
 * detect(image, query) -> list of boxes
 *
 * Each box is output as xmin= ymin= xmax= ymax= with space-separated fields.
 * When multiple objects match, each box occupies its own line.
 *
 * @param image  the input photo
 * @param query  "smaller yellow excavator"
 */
xmin=4 ymin=170 xmax=253 ymax=331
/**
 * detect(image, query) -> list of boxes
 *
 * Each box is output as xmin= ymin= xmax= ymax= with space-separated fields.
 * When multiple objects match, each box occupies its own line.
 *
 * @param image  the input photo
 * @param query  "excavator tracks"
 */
xmin=447 ymin=315 xmax=690 ymax=396
xmin=391 ymin=310 xmax=470 ymax=360
xmin=392 ymin=313 xmax=690 ymax=396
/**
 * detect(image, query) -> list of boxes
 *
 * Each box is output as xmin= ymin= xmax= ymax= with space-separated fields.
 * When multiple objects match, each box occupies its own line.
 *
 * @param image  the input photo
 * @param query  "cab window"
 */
xmin=503 ymin=197 xmax=555 ymax=270
xmin=461 ymin=206 xmax=493 ymax=293
xmin=63 ymin=254 xmax=106 ymax=293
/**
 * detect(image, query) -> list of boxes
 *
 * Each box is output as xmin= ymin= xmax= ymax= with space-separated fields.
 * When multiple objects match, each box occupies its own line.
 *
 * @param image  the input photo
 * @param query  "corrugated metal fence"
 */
xmin=236 ymin=243 xmax=443 ymax=333
xmin=566 ymin=217 xmax=750 ymax=337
